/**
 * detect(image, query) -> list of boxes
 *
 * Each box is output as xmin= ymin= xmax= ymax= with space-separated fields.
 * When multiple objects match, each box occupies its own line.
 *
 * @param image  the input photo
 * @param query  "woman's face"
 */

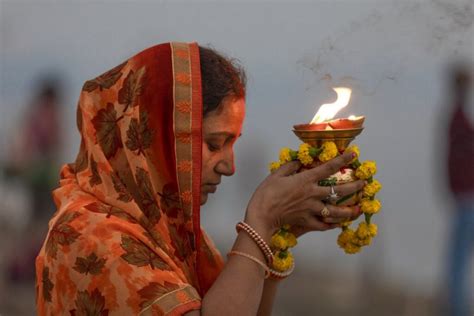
xmin=201 ymin=97 xmax=246 ymax=205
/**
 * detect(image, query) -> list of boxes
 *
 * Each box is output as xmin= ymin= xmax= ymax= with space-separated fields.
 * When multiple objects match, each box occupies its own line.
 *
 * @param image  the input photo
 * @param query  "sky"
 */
xmin=1 ymin=0 xmax=473 ymax=299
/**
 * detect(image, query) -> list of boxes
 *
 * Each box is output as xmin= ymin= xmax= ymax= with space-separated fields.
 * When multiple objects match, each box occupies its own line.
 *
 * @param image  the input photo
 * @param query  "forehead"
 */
xmin=203 ymin=98 xmax=245 ymax=134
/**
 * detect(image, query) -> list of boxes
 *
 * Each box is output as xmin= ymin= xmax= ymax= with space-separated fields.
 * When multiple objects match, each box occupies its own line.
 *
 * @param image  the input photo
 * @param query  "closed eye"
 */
xmin=207 ymin=142 xmax=222 ymax=152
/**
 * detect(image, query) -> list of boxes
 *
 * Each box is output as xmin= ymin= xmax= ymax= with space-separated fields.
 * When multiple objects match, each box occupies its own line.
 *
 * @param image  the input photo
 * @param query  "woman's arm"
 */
xmin=200 ymin=210 xmax=273 ymax=315
xmin=186 ymin=153 xmax=362 ymax=315
xmin=185 ymin=212 xmax=272 ymax=316
xmin=257 ymin=278 xmax=280 ymax=316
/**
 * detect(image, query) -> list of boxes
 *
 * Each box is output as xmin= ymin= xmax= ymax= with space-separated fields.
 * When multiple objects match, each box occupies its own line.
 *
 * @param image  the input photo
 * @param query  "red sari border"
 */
xmin=189 ymin=42 xmax=203 ymax=295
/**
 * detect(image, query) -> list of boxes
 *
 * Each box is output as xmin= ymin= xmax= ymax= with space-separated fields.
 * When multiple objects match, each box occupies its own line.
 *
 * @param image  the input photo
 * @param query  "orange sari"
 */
xmin=35 ymin=42 xmax=224 ymax=315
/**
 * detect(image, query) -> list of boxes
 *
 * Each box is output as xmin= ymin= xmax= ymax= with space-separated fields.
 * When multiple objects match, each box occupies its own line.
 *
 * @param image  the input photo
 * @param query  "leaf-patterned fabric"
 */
xmin=36 ymin=42 xmax=224 ymax=315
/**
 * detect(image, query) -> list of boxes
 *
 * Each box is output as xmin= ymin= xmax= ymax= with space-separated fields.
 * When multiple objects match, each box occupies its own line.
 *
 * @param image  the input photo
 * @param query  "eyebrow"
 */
xmin=207 ymin=132 xmax=242 ymax=138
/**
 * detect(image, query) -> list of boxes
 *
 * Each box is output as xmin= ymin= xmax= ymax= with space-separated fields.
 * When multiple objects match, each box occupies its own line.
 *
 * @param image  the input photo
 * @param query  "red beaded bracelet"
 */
xmin=236 ymin=221 xmax=274 ymax=265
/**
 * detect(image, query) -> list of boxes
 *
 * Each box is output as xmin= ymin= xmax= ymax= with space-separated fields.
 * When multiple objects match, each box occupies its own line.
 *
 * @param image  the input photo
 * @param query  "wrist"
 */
xmin=244 ymin=206 xmax=275 ymax=245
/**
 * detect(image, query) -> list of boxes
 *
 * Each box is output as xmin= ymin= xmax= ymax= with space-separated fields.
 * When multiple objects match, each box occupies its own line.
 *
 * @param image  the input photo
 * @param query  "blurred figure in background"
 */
xmin=445 ymin=63 xmax=473 ymax=316
xmin=3 ymin=77 xmax=63 ymax=282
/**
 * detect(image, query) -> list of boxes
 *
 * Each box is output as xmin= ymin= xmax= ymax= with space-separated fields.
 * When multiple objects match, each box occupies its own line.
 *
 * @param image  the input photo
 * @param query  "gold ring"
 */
xmin=320 ymin=205 xmax=330 ymax=217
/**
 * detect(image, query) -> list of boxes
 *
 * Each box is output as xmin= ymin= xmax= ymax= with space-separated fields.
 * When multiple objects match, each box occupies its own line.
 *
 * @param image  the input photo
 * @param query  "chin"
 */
xmin=200 ymin=193 xmax=208 ymax=205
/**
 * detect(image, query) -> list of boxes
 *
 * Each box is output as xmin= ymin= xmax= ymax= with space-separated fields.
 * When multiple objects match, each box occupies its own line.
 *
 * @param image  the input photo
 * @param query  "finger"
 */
xmin=348 ymin=205 xmax=363 ymax=221
xmin=304 ymin=216 xmax=340 ymax=231
xmin=314 ymin=204 xmax=359 ymax=219
xmin=299 ymin=152 xmax=355 ymax=182
xmin=320 ymin=216 xmax=350 ymax=224
xmin=312 ymin=180 xmax=365 ymax=200
xmin=322 ymin=206 xmax=362 ymax=223
xmin=273 ymin=161 xmax=301 ymax=177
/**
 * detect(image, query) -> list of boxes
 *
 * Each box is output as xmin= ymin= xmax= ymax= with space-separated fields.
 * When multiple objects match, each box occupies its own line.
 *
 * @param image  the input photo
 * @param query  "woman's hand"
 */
xmin=245 ymin=152 xmax=364 ymax=239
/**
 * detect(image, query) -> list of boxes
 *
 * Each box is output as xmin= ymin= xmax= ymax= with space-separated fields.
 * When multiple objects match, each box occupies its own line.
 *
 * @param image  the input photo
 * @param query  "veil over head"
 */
xmin=36 ymin=42 xmax=224 ymax=315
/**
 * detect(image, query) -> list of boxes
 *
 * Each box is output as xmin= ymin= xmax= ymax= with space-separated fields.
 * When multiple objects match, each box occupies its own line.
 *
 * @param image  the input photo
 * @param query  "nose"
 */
xmin=215 ymin=150 xmax=235 ymax=177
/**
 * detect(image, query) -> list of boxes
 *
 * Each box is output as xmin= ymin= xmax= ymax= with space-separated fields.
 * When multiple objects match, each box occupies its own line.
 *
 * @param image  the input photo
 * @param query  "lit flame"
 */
xmin=310 ymin=87 xmax=352 ymax=124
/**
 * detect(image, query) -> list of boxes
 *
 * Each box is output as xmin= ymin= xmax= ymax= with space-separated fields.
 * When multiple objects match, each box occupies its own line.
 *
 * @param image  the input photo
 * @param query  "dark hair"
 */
xmin=199 ymin=46 xmax=246 ymax=116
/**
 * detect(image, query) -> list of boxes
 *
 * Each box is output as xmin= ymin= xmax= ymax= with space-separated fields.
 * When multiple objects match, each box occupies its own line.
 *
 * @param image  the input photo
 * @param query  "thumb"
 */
xmin=274 ymin=161 xmax=301 ymax=177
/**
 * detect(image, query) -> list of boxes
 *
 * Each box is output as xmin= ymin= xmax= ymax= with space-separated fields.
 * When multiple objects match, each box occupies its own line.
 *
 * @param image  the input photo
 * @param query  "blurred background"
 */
xmin=1 ymin=0 xmax=473 ymax=315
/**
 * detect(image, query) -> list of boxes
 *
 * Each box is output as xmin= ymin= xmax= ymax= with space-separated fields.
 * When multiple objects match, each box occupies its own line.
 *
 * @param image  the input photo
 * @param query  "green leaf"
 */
xmin=91 ymin=103 xmax=123 ymax=159
xmin=118 ymin=67 xmax=146 ymax=112
xmin=351 ymin=160 xmax=361 ymax=169
xmin=336 ymin=193 xmax=355 ymax=205
xmin=158 ymin=183 xmax=180 ymax=219
xmin=45 ymin=212 xmax=81 ymax=259
xmin=289 ymin=150 xmax=298 ymax=160
xmin=135 ymin=167 xmax=161 ymax=225
xmin=138 ymin=282 xmax=180 ymax=309
xmin=84 ymin=202 xmax=138 ymax=224
xmin=125 ymin=111 xmax=153 ymax=155
xmin=168 ymin=224 xmax=192 ymax=261
xmin=120 ymin=235 xmax=171 ymax=270
xmin=111 ymin=173 xmax=133 ymax=202
xmin=70 ymin=288 xmax=109 ymax=316
xmin=318 ymin=177 xmax=337 ymax=186
xmin=89 ymin=156 xmax=102 ymax=187
xmin=73 ymin=253 xmax=106 ymax=275
xmin=83 ymin=61 xmax=127 ymax=92
xmin=309 ymin=147 xmax=322 ymax=158
xmin=142 ymin=230 xmax=168 ymax=251
xmin=42 ymin=267 xmax=54 ymax=302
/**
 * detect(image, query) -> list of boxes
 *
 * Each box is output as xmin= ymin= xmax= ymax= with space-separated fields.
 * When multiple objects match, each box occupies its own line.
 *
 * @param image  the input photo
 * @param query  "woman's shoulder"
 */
xmin=36 ymin=202 xmax=201 ymax=315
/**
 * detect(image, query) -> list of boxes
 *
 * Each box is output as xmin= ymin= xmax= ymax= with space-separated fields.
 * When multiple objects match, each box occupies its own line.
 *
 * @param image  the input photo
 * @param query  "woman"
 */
xmin=36 ymin=42 xmax=364 ymax=315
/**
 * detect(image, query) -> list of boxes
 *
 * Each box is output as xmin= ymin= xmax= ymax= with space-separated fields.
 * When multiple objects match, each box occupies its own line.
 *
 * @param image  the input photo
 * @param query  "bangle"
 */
xmin=227 ymin=251 xmax=270 ymax=279
xmin=236 ymin=221 xmax=273 ymax=265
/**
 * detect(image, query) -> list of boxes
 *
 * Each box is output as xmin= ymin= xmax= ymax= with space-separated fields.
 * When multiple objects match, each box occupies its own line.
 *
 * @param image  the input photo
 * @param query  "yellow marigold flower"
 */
xmin=279 ymin=147 xmax=293 ymax=163
xmin=273 ymin=251 xmax=294 ymax=272
xmin=345 ymin=145 xmax=360 ymax=163
xmin=355 ymin=161 xmax=377 ymax=180
xmin=318 ymin=141 xmax=338 ymax=162
xmin=286 ymin=232 xmax=298 ymax=248
xmin=340 ymin=220 xmax=353 ymax=228
xmin=363 ymin=179 xmax=382 ymax=197
xmin=343 ymin=243 xmax=361 ymax=254
xmin=269 ymin=161 xmax=281 ymax=172
xmin=337 ymin=229 xmax=355 ymax=248
xmin=271 ymin=234 xmax=288 ymax=250
xmin=360 ymin=199 xmax=382 ymax=214
xmin=368 ymin=223 xmax=378 ymax=237
xmin=298 ymin=143 xmax=314 ymax=166
xmin=356 ymin=222 xmax=371 ymax=239
xmin=353 ymin=236 xmax=372 ymax=246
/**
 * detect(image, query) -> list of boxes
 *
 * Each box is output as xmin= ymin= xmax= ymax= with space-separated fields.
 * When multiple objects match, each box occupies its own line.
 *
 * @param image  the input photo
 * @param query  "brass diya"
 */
xmin=293 ymin=119 xmax=364 ymax=151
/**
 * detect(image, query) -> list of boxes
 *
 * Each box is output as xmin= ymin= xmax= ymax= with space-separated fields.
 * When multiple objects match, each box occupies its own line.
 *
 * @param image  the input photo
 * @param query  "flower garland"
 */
xmin=269 ymin=142 xmax=382 ymax=256
xmin=270 ymin=224 xmax=297 ymax=271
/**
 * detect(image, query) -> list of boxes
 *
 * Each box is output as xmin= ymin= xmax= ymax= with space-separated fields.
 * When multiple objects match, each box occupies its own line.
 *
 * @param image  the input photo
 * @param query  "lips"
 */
xmin=207 ymin=185 xmax=217 ymax=193
xmin=204 ymin=182 xmax=219 ymax=193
